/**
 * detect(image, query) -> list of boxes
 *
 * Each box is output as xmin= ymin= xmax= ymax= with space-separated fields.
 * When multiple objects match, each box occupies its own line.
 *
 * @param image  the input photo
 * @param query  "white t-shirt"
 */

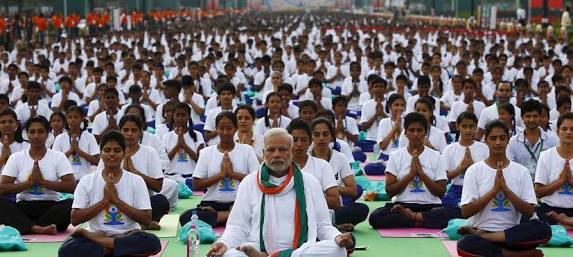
xmin=97 ymin=144 xmax=163 ymax=196
xmin=301 ymin=155 xmax=338 ymax=192
xmin=15 ymin=102 xmax=53 ymax=123
xmin=91 ymin=111 xmax=122 ymax=136
xmin=461 ymin=161 xmax=537 ymax=231
xmin=385 ymin=146 xmax=447 ymax=204
xmin=405 ymin=95 xmax=440 ymax=117
xmin=253 ymin=115 xmax=292 ymax=136
xmin=398 ymin=126 xmax=447 ymax=153
xmin=141 ymin=132 xmax=170 ymax=171
xmin=72 ymin=170 xmax=151 ymax=236
xmin=337 ymin=116 xmax=359 ymax=146
xmin=119 ymin=101 xmax=155 ymax=123
xmin=447 ymin=100 xmax=486 ymax=122
xmin=376 ymin=117 xmax=402 ymax=156
xmin=326 ymin=150 xmax=353 ymax=186
xmin=360 ymin=99 xmax=385 ymax=141
xmin=177 ymin=92 xmax=205 ymax=125
xmin=50 ymin=92 xmax=81 ymax=109
xmin=477 ymin=103 xmax=523 ymax=130
xmin=87 ymin=100 xmax=101 ymax=118
xmin=192 ymin=144 xmax=259 ymax=202
xmin=442 ymin=141 xmax=489 ymax=186
xmin=535 ymin=147 xmax=573 ymax=208
xmin=2 ymin=149 xmax=74 ymax=202
xmin=0 ymin=141 xmax=30 ymax=171
xmin=233 ymin=133 xmax=264 ymax=160
xmin=52 ymin=131 xmax=100 ymax=181
xmin=162 ymin=130 xmax=205 ymax=176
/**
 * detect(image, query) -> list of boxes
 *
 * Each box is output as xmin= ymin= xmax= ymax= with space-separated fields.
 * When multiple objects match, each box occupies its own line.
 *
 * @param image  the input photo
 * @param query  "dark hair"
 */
xmin=332 ymin=95 xmax=348 ymax=107
xmin=28 ymin=81 xmax=42 ymax=90
xmin=174 ymin=102 xmax=197 ymax=141
xmin=100 ymin=130 xmax=126 ymax=151
xmin=484 ymin=119 xmax=510 ymax=138
xmin=119 ymin=114 xmax=144 ymax=133
xmin=286 ymin=118 xmax=312 ymax=139
xmin=385 ymin=93 xmax=405 ymax=113
xmin=415 ymin=96 xmax=436 ymax=127
xmin=104 ymin=87 xmax=119 ymax=98
xmin=128 ymin=85 xmax=142 ymax=95
xmin=216 ymin=82 xmax=236 ymax=95
xmin=557 ymin=95 xmax=572 ymax=109
xmin=66 ymin=105 xmax=89 ymax=131
xmin=417 ymin=75 xmax=431 ymax=88
xmin=124 ymin=104 xmax=147 ymax=130
xmin=308 ymin=78 xmax=322 ymax=88
xmin=462 ymin=78 xmax=476 ymax=88
xmin=403 ymin=112 xmax=428 ymax=133
xmin=49 ymin=111 xmax=68 ymax=132
xmin=162 ymin=100 xmax=178 ymax=129
xmin=0 ymin=108 xmax=23 ymax=143
xmin=58 ymin=76 xmax=72 ymax=85
xmin=215 ymin=111 xmax=237 ymax=128
xmin=310 ymin=117 xmax=336 ymax=143
xmin=520 ymin=99 xmax=542 ymax=116
xmin=557 ymin=112 xmax=573 ymax=129
xmin=162 ymin=79 xmax=182 ymax=92
xmin=278 ymin=83 xmax=294 ymax=95
xmin=264 ymin=92 xmax=282 ymax=127
xmin=498 ymin=103 xmax=516 ymax=135
xmin=234 ymin=104 xmax=256 ymax=120
xmin=456 ymin=111 xmax=478 ymax=125
xmin=0 ymin=94 xmax=9 ymax=103
xmin=25 ymin=115 xmax=50 ymax=132
xmin=371 ymin=77 xmax=387 ymax=87
xmin=298 ymin=100 xmax=318 ymax=113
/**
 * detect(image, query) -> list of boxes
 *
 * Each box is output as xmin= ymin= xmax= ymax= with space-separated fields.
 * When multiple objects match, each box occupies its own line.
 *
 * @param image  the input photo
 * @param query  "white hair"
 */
xmin=264 ymin=128 xmax=293 ymax=148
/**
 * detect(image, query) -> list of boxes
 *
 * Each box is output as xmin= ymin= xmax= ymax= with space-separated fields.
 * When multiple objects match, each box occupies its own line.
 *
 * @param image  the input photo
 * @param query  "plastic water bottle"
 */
xmin=186 ymin=211 xmax=199 ymax=257
xmin=372 ymin=143 xmax=380 ymax=162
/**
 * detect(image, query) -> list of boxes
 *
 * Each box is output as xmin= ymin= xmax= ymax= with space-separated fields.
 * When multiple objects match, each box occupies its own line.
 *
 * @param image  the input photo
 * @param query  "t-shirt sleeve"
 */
xmin=460 ymin=165 xmax=479 ymax=205
xmin=87 ymin=134 xmax=100 ymax=155
xmin=321 ymin=162 xmax=338 ymax=191
xmin=247 ymin=147 xmax=260 ymax=173
xmin=91 ymin=115 xmax=104 ymax=135
xmin=204 ymin=111 xmax=216 ymax=131
xmin=195 ymin=131 xmax=205 ymax=146
xmin=147 ymin=149 xmax=164 ymax=179
xmin=339 ymin=155 xmax=353 ymax=179
xmin=477 ymin=110 xmax=489 ymax=129
xmin=433 ymin=153 xmax=448 ymax=181
xmin=348 ymin=118 xmax=359 ymax=135
xmin=385 ymin=151 xmax=399 ymax=176
xmin=71 ymin=176 xmax=92 ymax=209
xmin=534 ymin=152 xmax=550 ymax=185
xmin=359 ymin=103 xmax=371 ymax=123
xmin=520 ymin=170 xmax=538 ymax=204
xmin=192 ymin=149 xmax=209 ymax=179
xmin=132 ymin=176 xmax=152 ymax=210
xmin=52 ymin=135 xmax=64 ymax=152
xmin=56 ymin=152 xmax=75 ymax=177
xmin=1 ymin=154 xmax=19 ymax=177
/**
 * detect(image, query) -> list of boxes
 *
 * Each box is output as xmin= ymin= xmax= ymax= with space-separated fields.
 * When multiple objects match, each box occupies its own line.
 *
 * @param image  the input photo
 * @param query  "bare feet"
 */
xmin=457 ymin=226 xmax=486 ymax=237
xmin=391 ymin=204 xmax=416 ymax=221
xmin=501 ymin=249 xmax=544 ymax=257
xmin=336 ymin=223 xmax=355 ymax=232
xmin=141 ymin=221 xmax=161 ymax=230
xmin=30 ymin=224 xmax=58 ymax=235
xmin=200 ymin=206 xmax=217 ymax=212
xmin=238 ymin=245 xmax=269 ymax=257
xmin=547 ymin=211 xmax=566 ymax=223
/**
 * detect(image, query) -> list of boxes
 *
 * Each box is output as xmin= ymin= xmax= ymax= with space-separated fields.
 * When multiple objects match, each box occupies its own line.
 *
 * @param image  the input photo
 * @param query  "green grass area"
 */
xmin=5 ymin=196 xmax=573 ymax=257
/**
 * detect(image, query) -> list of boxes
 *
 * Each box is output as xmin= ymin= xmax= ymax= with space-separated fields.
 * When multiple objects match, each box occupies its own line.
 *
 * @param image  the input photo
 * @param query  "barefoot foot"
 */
xmin=141 ymin=221 xmax=161 ymax=230
xmin=391 ymin=204 xmax=416 ymax=221
xmin=30 ymin=224 xmax=58 ymax=235
xmin=238 ymin=245 xmax=269 ymax=257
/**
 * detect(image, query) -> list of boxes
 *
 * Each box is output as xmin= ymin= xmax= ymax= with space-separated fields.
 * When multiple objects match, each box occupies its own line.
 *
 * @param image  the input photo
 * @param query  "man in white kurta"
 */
xmin=207 ymin=128 xmax=352 ymax=257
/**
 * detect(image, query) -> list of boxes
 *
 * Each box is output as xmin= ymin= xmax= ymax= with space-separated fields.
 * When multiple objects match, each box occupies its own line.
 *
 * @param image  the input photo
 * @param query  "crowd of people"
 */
xmin=0 ymin=9 xmax=571 ymax=257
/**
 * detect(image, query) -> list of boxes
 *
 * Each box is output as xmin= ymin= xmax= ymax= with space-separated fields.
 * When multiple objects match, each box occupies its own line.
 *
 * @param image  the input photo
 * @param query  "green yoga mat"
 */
xmin=146 ymin=214 xmax=179 ymax=238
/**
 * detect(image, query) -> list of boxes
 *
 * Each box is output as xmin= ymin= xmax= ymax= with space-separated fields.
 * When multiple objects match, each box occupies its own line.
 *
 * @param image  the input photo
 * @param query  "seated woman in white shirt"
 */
xmin=47 ymin=111 xmax=67 ymax=148
xmin=154 ymin=100 xmax=177 ymax=139
xmin=58 ymin=131 xmax=161 ymax=257
xmin=457 ymin=120 xmax=551 ymax=257
xmin=535 ymin=112 xmax=573 ymax=227
xmin=254 ymin=92 xmax=292 ymax=135
xmin=0 ymin=116 xmax=75 ymax=235
xmin=162 ymin=102 xmax=205 ymax=183
xmin=364 ymin=93 xmax=405 ymax=175
xmin=498 ymin=103 xmax=522 ymax=137
xmin=234 ymin=105 xmax=264 ymax=161
xmin=369 ymin=112 xmax=450 ymax=229
xmin=179 ymin=111 xmax=259 ymax=227
xmin=52 ymin=106 xmax=100 ymax=181
xmin=441 ymin=112 xmax=489 ymax=207
xmin=0 ymin=108 xmax=30 ymax=171
xmin=310 ymin=118 xmax=369 ymax=228
xmin=398 ymin=97 xmax=447 ymax=153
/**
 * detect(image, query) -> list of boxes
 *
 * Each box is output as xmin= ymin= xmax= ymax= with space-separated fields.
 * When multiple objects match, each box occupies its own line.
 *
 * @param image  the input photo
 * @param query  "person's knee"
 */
xmin=457 ymin=234 xmax=488 ymax=256
xmin=368 ymin=208 xmax=390 ymax=228
xmin=353 ymin=203 xmax=370 ymax=222
xmin=529 ymin=219 xmax=552 ymax=240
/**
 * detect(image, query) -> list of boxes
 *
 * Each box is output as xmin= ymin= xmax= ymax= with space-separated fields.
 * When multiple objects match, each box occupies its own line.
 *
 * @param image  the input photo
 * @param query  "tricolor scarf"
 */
xmin=257 ymin=163 xmax=308 ymax=257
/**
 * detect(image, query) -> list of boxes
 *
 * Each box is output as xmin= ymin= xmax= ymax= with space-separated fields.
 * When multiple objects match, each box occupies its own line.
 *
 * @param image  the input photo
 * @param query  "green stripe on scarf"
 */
xmin=259 ymin=163 xmax=308 ymax=256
